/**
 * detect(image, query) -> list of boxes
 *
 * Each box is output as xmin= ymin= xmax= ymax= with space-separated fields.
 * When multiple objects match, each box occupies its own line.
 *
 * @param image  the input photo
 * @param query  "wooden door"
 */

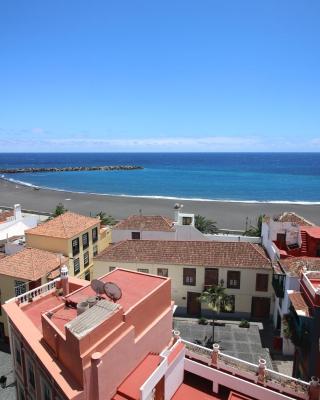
xmin=187 ymin=292 xmax=201 ymax=316
xmin=251 ymin=297 xmax=271 ymax=318
xmin=29 ymin=278 xmax=42 ymax=291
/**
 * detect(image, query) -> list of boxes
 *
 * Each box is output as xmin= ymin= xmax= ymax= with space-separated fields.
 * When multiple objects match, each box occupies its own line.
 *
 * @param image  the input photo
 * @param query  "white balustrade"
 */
xmin=6 ymin=278 xmax=60 ymax=304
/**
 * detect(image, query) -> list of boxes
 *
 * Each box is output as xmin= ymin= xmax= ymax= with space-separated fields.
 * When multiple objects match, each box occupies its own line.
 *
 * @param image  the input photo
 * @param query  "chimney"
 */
xmin=211 ymin=343 xmax=220 ymax=366
xmin=257 ymin=358 xmax=267 ymax=384
xmin=174 ymin=203 xmax=183 ymax=223
xmin=14 ymin=204 xmax=22 ymax=220
xmin=309 ymin=377 xmax=320 ymax=400
xmin=60 ymin=265 xmax=69 ymax=296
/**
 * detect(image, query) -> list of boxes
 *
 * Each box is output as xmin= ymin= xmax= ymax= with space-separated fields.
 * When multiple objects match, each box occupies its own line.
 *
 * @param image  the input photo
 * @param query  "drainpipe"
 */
xmin=91 ymin=352 xmax=102 ymax=399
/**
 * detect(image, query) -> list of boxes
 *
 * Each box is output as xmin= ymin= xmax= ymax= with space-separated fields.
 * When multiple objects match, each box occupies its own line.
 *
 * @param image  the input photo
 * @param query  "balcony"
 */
xmin=272 ymin=273 xmax=285 ymax=298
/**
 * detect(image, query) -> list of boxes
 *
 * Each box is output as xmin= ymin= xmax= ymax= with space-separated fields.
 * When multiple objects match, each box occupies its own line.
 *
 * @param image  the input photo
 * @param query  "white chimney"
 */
xmin=60 ymin=264 xmax=69 ymax=296
xmin=14 ymin=204 xmax=22 ymax=220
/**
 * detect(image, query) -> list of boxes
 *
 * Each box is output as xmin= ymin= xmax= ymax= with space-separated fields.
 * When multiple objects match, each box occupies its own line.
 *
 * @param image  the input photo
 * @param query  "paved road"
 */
xmin=0 ymin=350 xmax=16 ymax=400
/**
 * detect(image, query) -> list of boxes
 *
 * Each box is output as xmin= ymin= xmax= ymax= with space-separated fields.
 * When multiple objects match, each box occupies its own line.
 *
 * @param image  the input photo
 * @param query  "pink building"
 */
xmin=3 ymin=267 xmax=319 ymax=400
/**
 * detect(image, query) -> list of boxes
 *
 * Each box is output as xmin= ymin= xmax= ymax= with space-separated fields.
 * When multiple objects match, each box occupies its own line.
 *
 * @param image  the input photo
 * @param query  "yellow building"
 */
xmin=26 ymin=212 xmax=109 ymax=281
xmin=94 ymin=240 xmax=273 ymax=319
xmin=0 ymin=247 xmax=63 ymax=339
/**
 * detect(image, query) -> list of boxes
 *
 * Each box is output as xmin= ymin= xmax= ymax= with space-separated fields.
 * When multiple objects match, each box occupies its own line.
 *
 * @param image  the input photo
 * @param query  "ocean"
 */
xmin=0 ymin=153 xmax=320 ymax=203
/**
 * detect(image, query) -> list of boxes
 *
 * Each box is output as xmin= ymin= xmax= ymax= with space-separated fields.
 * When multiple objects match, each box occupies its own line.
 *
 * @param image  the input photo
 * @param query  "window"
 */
xmin=93 ymin=245 xmax=98 ymax=256
xmin=109 ymin=266 xmax=115 ymax=272
xmin=204 ymin=268 xmax=219 ymax=287
xmin=84 ymin=251 xmax=89 ymax=267
xmin=138 ymin=268 xmax=149 ymax=273
xmin=227 ymin=271 xmax=240 ymax=289
xmin=41 ymin=377 xmax=52 ymax=400
xmin=157 ymin=268 xmax=168 ymax=277
xmin=131 ymin=232 xmax=141 ymax=240
xmin=14 ymin=280 xmax=27 ymax=297
xmin=222 ymin=295 xmax=235 ymax=313
xmin=182 ymin=217 xmax=193 ymax=225
xmin=84 ymin=269 xmax=90 ymax=281
xmin=82 ymin=232 xmax=89 ymax=249
xmin=92 ymin=227 xmax=98 ymax=243
xmin=73 ymin=258 xmax=80 ymax=275
xmin=15 ymin=339 xmax=22 ymax=366
xmin=27 ymin=360 xmax=36 ymax=390
xmin=256 ymin=274 xmax=269 ymax=292
xmin=72 ymin=238 xmax=80 ymax=256
xmin=183 ymin=268 xmax=196 ymax=286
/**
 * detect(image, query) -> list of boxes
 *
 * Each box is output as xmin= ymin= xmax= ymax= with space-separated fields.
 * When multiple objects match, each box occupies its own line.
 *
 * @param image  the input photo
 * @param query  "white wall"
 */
xmin=205 ymin=234 xmax=261 ymax=243
xmin=164 ymin=348 xmax=185 ymax=400
xmin=0 ymin=216 xmax=38 ymax=241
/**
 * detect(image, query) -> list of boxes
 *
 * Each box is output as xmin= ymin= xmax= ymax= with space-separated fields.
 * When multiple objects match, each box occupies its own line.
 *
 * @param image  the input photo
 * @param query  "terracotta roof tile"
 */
xmin=26 ymin=212 xmax=99 ymax=239
xmin=279 ymin=257 xmax=320 ymax=277
xmin=95 ymin=240 xmax=271 ymax=269
xmin=114 ymin=215 xmax=175 ymax=232
xmin=0 ymin=210 xmax=14 ymax=224
xmin=0 ymin=248 xmax=64 ymax=281
xmin=289 ymin=292 xmax=310 ymax=317
xmin=274 ymin=212 xmax=314 ymax=227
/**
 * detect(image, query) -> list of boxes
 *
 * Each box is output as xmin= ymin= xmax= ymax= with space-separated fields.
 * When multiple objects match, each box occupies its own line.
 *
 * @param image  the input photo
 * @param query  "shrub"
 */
xmin=198 ymin=317 xmax=208 ymax=325
xmin=239 ymin=319 xmax=250 ymax=328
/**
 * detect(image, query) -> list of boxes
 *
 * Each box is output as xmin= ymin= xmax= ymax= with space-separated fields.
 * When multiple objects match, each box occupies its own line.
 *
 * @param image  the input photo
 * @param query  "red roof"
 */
xmin=95 ymin=240 xmax=271 ymax=269
xmin=117 ymin=354 xmax=161 ymax=400
xmin=280 ymin=257 xmax=320 ymax=277
xmin=26 ymin=211 xmax=99 ymax=239
xmin=302 ymin=226 xmax=320 ymax=239
xmin=274 ymin=212 xmax=314 ymax=226
xmin=114 ymin=215 xmax=175 ymax=232
xmin=0 ymin=210 xmax=13 ymax=223
xmin=172 ymin=383 xmax=225 ymax=400
xmin=289 ymin=292 xmax=310 ymax=317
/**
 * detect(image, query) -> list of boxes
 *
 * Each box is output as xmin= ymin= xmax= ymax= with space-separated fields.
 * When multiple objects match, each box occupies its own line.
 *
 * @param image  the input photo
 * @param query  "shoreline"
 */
xmin=1 ymin=178 xmax=320 ymax=230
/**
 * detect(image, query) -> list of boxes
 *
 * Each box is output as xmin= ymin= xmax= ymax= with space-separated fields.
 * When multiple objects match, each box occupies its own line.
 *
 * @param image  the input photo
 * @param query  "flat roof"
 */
xmin=21 ymin=269 xmax=167 ymax=334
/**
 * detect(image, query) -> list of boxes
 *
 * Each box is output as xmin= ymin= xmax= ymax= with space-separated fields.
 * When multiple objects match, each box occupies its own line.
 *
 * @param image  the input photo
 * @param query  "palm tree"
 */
xmin=199 ymin=283 xmax=233 ymax=344
xmin=96 ymin=212 xmax=116 ymax=226
xmin=195 ymin=214 xmax=218 ymax=234
xmin=52 ymin=203 xmax=67 ymax=217
xmin=244 ymin=214 xmax=265 ymax=237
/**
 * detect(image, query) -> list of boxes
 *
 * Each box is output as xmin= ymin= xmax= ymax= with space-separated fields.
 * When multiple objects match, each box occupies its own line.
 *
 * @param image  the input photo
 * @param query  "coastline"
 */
xmin=1 ymin=178 xmax=320 ymax=230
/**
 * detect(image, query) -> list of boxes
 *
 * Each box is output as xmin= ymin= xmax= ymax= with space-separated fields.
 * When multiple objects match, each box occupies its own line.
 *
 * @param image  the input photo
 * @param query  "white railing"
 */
xmin=6 ymin=278 xmax=60 ymax=304
xmin=139 ymin=358 xmax=167 ymax=400
xmin=182 ymin=340 xmax=310 ymax=398
xmin=302 ymin=273 xmax=317 ymax=297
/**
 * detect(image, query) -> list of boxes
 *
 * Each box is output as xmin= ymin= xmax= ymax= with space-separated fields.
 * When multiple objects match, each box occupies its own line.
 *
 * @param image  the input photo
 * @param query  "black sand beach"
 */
xmin=1 ymin=179 xmax=320 ymax=230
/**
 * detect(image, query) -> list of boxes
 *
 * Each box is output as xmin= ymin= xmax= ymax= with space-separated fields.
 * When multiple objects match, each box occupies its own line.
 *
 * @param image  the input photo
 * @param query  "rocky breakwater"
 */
xmin=0 ymin=165 xmax=144 ymax=174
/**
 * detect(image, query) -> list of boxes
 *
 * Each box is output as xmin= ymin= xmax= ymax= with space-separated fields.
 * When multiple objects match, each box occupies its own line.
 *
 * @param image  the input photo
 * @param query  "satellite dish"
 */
xmin=103 ymin=282 xmax=122 ymax=302
xmin=91 ymin=279 xmax=105 ymax=296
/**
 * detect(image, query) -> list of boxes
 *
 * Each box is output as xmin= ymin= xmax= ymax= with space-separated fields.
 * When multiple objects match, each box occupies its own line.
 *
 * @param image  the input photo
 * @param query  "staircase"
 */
xmin=300 ymin=230 xmax=308 ymax=255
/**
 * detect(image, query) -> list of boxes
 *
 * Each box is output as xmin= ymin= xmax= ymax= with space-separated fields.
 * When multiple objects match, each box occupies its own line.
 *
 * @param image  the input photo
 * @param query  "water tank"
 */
xmin=77 ymin=301 xmax=89 ymax=315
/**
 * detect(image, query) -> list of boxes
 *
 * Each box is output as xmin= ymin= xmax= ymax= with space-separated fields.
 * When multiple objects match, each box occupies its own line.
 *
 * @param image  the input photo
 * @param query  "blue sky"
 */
xmin=0 ymin=0 xmax=319 ymax=152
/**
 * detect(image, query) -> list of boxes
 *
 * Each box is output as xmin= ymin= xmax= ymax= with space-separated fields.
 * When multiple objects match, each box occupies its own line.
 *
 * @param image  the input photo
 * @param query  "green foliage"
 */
xmin=199 ymin=284 xmax=233 ymax=314
xmin=198 ymin=317 xmax=208 ymax=325
xmin=96 ymin=211 xmax=116 ymax=226
xmin=195 ymin=214 xmax=218 ymax=234
xmin=244 ymin=214 xmax=265 ymax=237
xmin=53 ymin=203 xmax=67 ymax=217
xmin=239 ymin=319 xmax=250 ymax=328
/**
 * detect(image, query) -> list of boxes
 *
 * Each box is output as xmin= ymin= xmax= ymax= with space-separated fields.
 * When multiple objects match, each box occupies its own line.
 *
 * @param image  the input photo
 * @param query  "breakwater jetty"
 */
xmin=0 ymin=165 xmax=144 ymax=174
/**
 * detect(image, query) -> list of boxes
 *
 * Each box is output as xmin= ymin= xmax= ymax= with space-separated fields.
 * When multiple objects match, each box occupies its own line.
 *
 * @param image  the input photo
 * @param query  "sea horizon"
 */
xmin=1 ymin=152 xmax=320 ymax=203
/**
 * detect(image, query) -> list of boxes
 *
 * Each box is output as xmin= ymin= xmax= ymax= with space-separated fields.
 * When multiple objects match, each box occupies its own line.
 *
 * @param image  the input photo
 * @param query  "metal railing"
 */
xmin=6 ymin=278 xmax=60 ymax=304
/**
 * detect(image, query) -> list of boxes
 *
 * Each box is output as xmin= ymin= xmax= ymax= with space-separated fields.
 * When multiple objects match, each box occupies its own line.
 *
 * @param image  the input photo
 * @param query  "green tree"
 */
xmin=199 ymin=283 xmax=233 ymax=344
xmin=195 ymin=214 xmax=218 ymax=234
xmin=96 ymin=212 xmax=116 ymax=226
xmin=244 ymin=214 xmax=264 ymax=237
xmin=53 ymin=203 xmax=67 ymax=217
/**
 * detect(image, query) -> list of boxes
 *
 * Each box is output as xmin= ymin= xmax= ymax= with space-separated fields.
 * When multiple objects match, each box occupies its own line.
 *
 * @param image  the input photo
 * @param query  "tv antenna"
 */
xmin=103 ymin=282 xmax=122 ymax=302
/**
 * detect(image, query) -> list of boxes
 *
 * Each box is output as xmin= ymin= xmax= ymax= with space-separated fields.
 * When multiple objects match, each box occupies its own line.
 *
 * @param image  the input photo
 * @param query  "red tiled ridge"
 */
xmin=274 ymin=212 xmax=314 ymax=227
xmin=95 ymin=240 xmax=271 ymax=269
xmin=0 ymin=210 xmax=14 ymax=223
xmin=288 ymin=291 xmax=310 ymax=316
xmin=114 ymin=215 xmax=175 ymax=232
xmin=26 ymin=211 xmax=99 ymax=239
xmin=0 ymin=247 xmax=63 ymax=280
xmin=279 ymin=257 xmax=320 ymax=277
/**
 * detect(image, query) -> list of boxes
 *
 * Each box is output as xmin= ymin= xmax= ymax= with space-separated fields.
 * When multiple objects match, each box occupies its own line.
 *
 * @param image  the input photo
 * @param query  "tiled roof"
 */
xmin=95 ymin=240 xmax=271 ymax=269
xmin=26 ymin=212 xmax=99 ymax=239
xmin=288 ymin=291 xmax=310 ymax=317
xmin=274 ymin=212 xmax=314 ymax=226
xmin=279 ymin=257 xmax=320 ymax=277
xmin=0 ymin=248 xmax=64 ymax=281
xmin=114 ymin=215 xmax=175 ymax=232
xmin=0 ymin=210 xmax=13 ymax=223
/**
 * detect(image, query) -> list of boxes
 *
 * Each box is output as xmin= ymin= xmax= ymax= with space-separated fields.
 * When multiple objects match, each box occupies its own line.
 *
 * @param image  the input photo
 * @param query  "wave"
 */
xmin=2 ymin=175 xmax=320 ymax=205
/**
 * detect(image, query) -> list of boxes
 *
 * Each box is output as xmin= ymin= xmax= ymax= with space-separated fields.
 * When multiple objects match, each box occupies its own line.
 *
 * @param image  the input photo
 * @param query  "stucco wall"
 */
xmin=93 ymin=261 xmax=273 ymax=316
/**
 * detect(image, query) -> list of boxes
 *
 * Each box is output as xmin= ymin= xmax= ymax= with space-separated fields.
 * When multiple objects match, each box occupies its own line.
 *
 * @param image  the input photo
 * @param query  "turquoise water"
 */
xmin=0 ymin=153 xmax=320 ymax=203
